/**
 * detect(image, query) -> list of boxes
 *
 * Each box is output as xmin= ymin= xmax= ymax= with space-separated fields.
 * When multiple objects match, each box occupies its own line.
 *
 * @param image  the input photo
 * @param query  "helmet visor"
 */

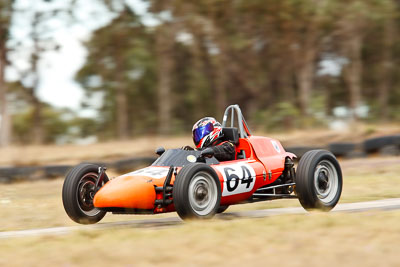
xmin=193 ymin=123 xmax=214 ymax=145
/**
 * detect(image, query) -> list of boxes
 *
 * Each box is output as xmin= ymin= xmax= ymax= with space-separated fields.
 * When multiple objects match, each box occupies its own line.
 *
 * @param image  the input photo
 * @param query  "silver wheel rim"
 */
xmin=314 ymin=160 xmax=339 ymax=204
xmin=188 ymin=171 xmax=218 ymax=216
xmin=77 ymin=172 xmax=102 ymax=216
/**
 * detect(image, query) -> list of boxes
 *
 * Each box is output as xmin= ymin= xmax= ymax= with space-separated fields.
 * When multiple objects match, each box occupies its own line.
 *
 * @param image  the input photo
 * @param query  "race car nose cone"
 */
xmin=93 ymin=175 xmax=156 ymax=210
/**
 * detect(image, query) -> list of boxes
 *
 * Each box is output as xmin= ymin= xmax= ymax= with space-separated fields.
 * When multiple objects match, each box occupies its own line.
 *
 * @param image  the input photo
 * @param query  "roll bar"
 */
xmin=221 ymin=104 xmax=252 ymax=138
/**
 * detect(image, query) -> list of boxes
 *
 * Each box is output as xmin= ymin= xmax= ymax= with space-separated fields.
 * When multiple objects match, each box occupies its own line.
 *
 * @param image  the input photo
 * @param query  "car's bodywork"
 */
xmin=62 ymin=104 xmax=342 ymax=223
xmin=93 ymin=105 xmax=296 ymax=214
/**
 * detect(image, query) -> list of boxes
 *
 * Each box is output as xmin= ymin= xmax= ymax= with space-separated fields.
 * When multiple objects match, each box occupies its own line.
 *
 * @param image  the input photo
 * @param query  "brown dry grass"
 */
xmin=0 ymin=136 xmax=192 ymax=166
xmin=0 ymin=156 xmax=400 ymax=266
xmin=1 ymin=211 xmax=400 ymax=267
xmin=1 ymin=123 xmax=399 ymax=167
xmin=270 ymin=123 xmax=400 ymax=146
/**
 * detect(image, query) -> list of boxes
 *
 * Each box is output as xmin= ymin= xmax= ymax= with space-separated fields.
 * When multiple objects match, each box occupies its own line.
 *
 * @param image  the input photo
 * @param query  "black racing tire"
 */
xmin=328 ymin=143 xmax=356 ymax=157
xmin=285 ymin=146 xmax=323 ymax=159
xmin=44 ymin=165 xmax=72 ymax=178
xmin=379 ymin=145 xmax=400 ymax=156
xmin=62 ymin=163 xmax=109 ymax=224
xmin=173 ymin=163 xmax=221 ymax=220
xmin=295 ymin=150 xmax=342 ymax=211
xmin=363 ymin=135 xmax=400 ymax=154
xmin=217 ymin=205 xmax=229 ymax=213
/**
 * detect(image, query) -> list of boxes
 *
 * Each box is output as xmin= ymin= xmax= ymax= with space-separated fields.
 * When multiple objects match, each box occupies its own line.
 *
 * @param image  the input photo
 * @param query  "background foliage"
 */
xmin=1 ymin=0 xmax=400 ymax=144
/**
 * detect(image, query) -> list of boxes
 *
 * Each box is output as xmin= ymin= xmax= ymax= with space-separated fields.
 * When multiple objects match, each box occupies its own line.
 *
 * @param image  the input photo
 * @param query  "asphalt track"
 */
xmin=1 ymin=198 xmax=400 ymax=240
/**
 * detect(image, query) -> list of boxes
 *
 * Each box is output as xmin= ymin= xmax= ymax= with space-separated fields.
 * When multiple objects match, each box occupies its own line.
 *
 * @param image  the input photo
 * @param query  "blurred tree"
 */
xmin=26 ymin=11 xmax=47 ymax=144
xmin=69 ymin=0 xmax=400 ymax=138
xmin=378 ymin=11 xmax=396 ymax=120
xmin=138 ymin=0 xmax=400 ymax=129
xmin=0 ymin=0 xmax=14 ymax=147
xmin=334 ymin=0 xmax=394 ymax=120
xmin=155 ymin=22 xmax=174 ymax=135
xmin=5 ymin=0 xmax=400 ymax=147
xmin=7 ymin=0 xmax=76 ymax=144
xmin=76 ymin=6 xmax=157 ymax=139
xmin=12 ymin=104 xmax=75 ymax=144
xmin=285 ymin=0 xmax=333 ymax=117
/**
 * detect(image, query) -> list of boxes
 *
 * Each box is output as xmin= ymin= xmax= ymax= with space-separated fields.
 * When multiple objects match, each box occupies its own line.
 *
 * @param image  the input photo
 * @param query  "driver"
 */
xmin=183 ymin=117 xmax=236 ymax=161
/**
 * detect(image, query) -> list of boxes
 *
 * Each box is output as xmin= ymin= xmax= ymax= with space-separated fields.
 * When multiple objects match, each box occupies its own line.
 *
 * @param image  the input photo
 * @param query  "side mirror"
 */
xmin=155 ymin=147 xmax=165 ymax=156
xmin=200 ymin=148 xmax=215 ymax=158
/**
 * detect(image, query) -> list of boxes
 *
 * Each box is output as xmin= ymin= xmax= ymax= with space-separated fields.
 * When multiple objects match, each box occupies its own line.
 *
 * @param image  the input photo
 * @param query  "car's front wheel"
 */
xmin=217 ymin=205 xmax=229 ymax=213
xmin=295 ymin=150 xmax=342 ymax=211
xmin=173 ymin=163 xmax=221 ymax=220
xmin=62 ymin=163 xmax=108 ymax=224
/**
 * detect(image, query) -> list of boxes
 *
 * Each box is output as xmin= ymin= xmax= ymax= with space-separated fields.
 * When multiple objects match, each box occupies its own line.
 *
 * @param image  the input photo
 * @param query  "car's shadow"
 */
xmin=94 ymin=212 xmax=244 ymax=231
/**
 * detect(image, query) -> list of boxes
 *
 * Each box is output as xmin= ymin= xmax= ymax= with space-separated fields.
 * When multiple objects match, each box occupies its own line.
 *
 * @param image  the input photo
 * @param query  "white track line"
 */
xmin=0 ymin=217 xmax=182 ymax=239
xmin=229 ymin=198 xmax=400 ymax=218
xmin=1 ymin=198 xmax=400 ymax=239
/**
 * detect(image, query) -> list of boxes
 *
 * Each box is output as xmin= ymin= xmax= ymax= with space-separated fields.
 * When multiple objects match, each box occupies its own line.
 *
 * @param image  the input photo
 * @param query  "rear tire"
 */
xmin=296 ymin=150 xmax=342 ymax=211
xmin=173 ymin=163 xmax=221 ymax=220
xmin=62 ymin=163 xmax=108 ymax=224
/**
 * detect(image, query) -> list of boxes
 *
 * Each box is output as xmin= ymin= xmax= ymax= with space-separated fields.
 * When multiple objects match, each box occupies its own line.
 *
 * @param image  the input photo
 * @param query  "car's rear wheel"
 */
xmin=173 ymin=163 xmax=221 ymax=220
xmin=62 ymin=163 xmax=109 ymax=224
xmin=295 ymin=150 xmax=342 ymax=211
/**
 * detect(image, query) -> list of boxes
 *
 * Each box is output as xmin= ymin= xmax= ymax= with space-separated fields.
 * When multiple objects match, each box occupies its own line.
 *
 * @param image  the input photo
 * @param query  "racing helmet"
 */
xmin=192 ymin=117 xmax=223 ymax=148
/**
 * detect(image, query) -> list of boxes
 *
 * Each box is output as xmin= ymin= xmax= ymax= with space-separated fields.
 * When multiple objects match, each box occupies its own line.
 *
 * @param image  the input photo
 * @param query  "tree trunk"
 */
xmin=156 ymin=24 xmax=174 ymax=135
xmin=214 ymin=56 xmax=227 ymax=113
xmin=297 ymin=48 xmax=316 ymax=117
xmin=0 ymin=42 xmax=10 ymax=147
xmin=114 ymin=36 xmax=129 ymax=140
xmin=194 ymin=31 xmax=226 ymax=114
xmin=115 ymin=86 xmax=129 ymax=139
xmin=30 ymin=14 xmax=44 ymax=144
xmin=378 ymin=18 xmax=394 ymax=121
xmin=293 ymin=22 xmax=318 ymax=118
xmin=31 ymin=95 xmax=44 ymax=144
xmin=189 ymin=24 xmax=227 ymax=115
xmin=0 ymin=4 xmax=12 ymax=147
xmin=344 ymin=33 xmax=363 ymax=120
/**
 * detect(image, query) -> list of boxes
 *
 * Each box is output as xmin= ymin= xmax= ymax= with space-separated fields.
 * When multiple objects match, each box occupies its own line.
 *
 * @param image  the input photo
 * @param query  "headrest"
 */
xmin=222 ymin=127 xmax=239 ymax=145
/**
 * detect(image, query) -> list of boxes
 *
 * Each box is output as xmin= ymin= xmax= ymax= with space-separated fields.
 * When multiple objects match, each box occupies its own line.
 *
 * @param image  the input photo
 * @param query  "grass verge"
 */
xmin=1 ymin=210 xmax=400 ymax=266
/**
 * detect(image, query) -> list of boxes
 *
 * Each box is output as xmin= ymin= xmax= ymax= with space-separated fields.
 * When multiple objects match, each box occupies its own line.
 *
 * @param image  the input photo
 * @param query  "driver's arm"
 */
xmin=211 ymin=141 xmax=236 ymax=161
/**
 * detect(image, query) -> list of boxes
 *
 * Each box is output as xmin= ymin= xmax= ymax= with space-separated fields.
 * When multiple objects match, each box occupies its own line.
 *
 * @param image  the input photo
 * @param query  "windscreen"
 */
xmin=151 ymin=149 xmax=219 ymax=167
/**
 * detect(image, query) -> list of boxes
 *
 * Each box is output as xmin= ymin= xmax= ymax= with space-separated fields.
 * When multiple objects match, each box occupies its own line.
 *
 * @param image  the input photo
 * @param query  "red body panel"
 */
xmin=93 ymin=136 xmax=296 ymax=213
xmin=213 ymin=136 xmax=296 ymax=205
xmin=248 ymin=136 xmax=296 ymax=181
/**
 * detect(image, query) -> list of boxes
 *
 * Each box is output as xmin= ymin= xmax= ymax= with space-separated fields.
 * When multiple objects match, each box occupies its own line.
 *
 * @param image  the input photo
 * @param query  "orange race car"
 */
xmin=62 ymin=105 xmax=343 ymax=224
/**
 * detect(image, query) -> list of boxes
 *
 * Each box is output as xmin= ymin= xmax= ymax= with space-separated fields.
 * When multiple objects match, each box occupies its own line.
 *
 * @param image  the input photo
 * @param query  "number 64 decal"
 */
xmin=216 ymin=163 xmax=256 ymax=196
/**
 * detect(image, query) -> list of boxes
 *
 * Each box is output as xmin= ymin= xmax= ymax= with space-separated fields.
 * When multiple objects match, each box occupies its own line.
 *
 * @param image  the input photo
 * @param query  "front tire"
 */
xmin=217 ymin=205 xmax=229 ymax=213
xmin=173 ymin=163 xmax=221 ymax=220
xmin=62 ymin=163 xmax=108 ymax=224
xmin=296 ymin=150 xmax=342 ymax=211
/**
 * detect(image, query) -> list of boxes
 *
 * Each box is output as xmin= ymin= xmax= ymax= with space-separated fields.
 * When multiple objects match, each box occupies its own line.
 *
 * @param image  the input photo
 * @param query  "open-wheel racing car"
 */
xmin=62 ymin=105 xmax=343 ymax=224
